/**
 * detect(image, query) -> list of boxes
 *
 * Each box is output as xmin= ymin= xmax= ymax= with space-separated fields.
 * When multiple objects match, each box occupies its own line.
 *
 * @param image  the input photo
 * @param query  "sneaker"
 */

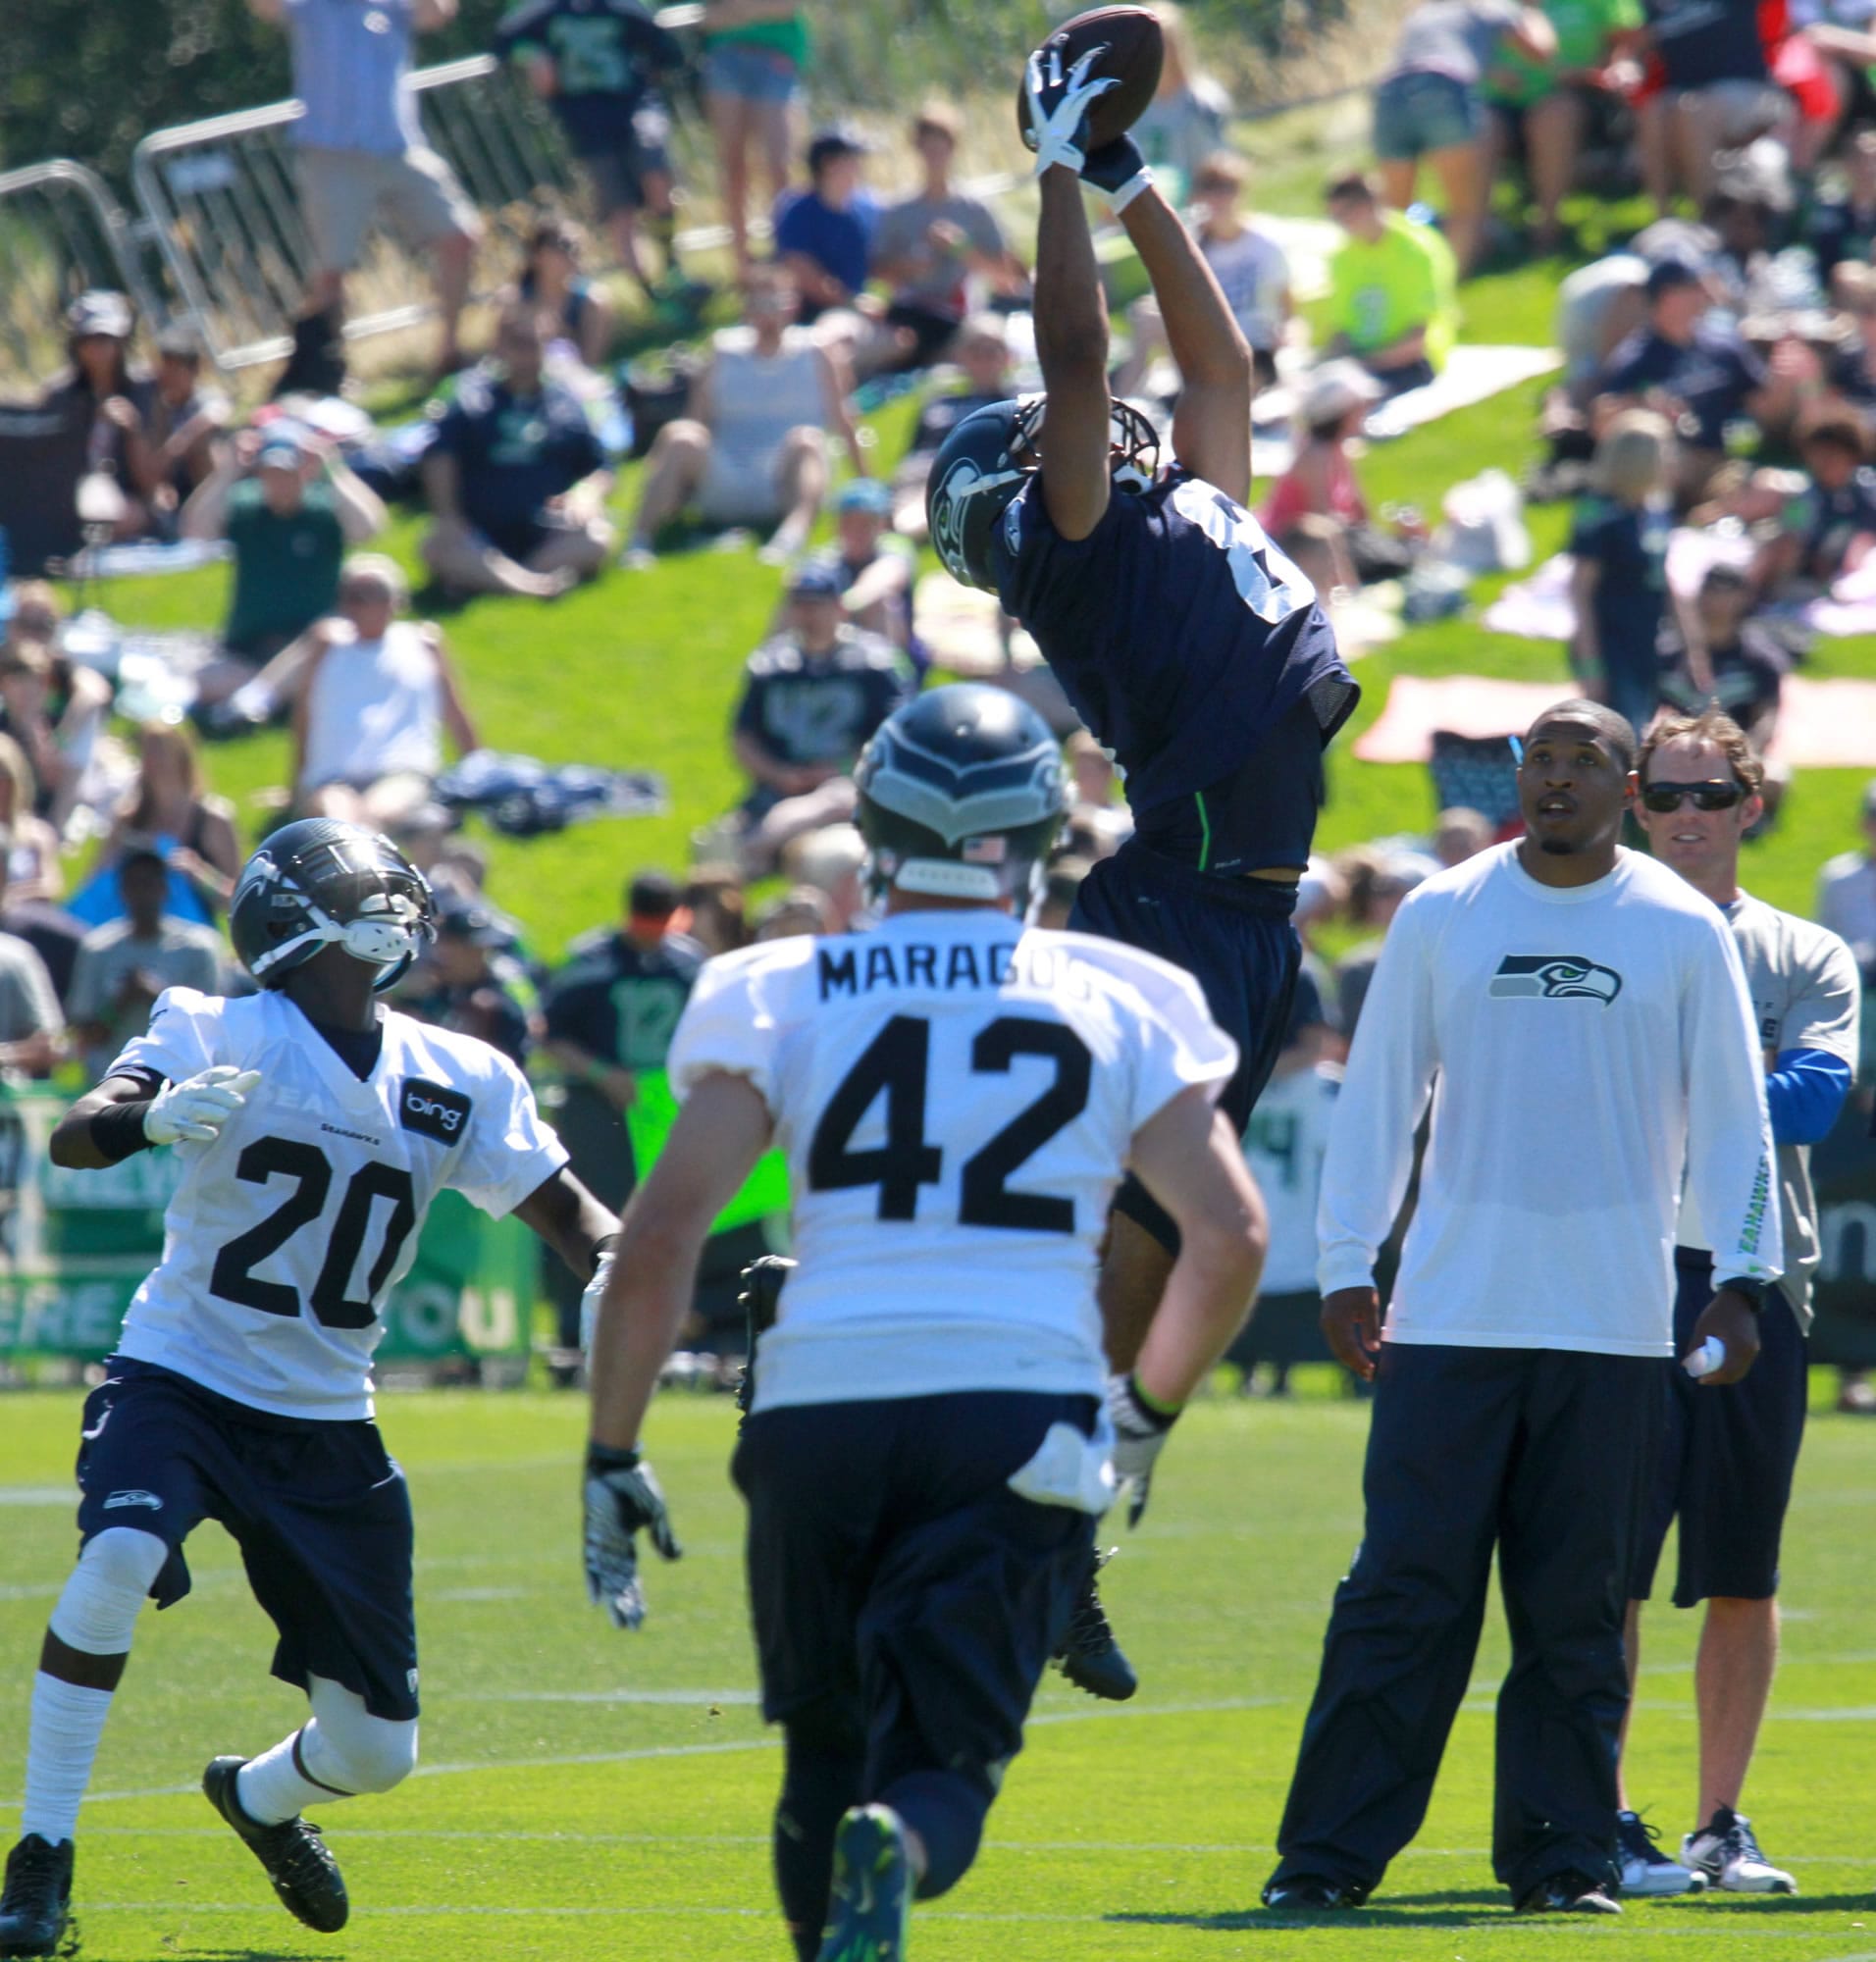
xmin=816 ymin=1805 xmax=912 ymax=1961
xmin=0 ymin=1834 xmax=73 ymax=1958
xmin=1617 ymin=1809 xmax=1705 ymax=1895
xmin=1261 ymin=1875 xmax=1365 ymax=1910
xmin=1516 ymin=1868 xmax=1622 ymax=1914
xmin=1053 ymin=1548 xmax=1138 ymax=1702
xmin=1682 ymin=1807 xmax=1796 ymax=1893
xmin=202 ymin=1756 xmax=349 ymax=1932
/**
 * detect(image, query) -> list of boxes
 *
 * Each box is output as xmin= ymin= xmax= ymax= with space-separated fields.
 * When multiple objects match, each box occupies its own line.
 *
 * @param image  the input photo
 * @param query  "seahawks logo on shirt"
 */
xmin=1487 ymin=955 xmax=1623 ymax=1005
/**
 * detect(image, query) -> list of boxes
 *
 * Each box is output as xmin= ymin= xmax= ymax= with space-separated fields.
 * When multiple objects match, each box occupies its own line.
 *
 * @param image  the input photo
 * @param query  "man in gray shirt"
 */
xmin=0 ymin=933 xmax=64 ymax=1079
xmin=869 ymin=101 xmax=1025 ymax=372
xmin=66 ymin=852 xmax=225 ymax=1083
xmin=245 ymin=0 xmax=482 ymax=380
xmin=1620 ymin=707 xmax=1860 ymax=1901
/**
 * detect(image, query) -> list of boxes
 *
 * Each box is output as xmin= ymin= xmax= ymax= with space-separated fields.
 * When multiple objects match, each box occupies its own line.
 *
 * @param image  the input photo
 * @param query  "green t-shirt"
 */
xmin=221 ymin=479 xmax=344 ymax=655
xmin=704 ymin=12 xmax=809 ymax=68
xmin=1484 ymin=0 xmax=1640 ymax=108
xmin=1329 ymin=211 xmax=1459 ymax=370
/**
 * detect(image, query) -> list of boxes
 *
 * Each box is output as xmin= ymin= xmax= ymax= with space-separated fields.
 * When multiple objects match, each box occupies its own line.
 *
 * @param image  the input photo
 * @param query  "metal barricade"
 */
xmin=0 ymin=161 xmax=162 ymax=397
xmin=131 ymin=55 xmax=581 ymax=373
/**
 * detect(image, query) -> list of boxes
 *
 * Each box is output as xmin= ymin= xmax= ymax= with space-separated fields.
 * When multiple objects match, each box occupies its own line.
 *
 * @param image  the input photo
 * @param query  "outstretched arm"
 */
xmin=513 ymin=1164 xmax=618 ymax=1281
xmin=1034 ymin=167 xmax=1114 ymax=543
xmin=1118 ymin=186 xmax=1252 ymax=503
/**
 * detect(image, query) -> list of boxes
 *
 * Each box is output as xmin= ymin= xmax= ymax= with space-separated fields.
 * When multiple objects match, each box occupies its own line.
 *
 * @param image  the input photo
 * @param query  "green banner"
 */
xmin=624 ymin=1068 xmax=790 ymax=1231
xmin=0 ymin=1096 xmax=533 ymax=1364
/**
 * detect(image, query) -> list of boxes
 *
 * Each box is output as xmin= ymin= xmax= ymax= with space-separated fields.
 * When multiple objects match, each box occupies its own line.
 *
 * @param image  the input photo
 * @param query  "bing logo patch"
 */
xmin=1487 ymin=955 xmax=1622 ymax=1006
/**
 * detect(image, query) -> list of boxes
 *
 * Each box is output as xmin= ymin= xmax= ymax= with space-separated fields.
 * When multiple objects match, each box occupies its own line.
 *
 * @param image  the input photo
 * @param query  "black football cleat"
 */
xmin=0 ymin=1834 xmax=73 ymax=1958
xmin=1516 ymin=1868 xmax=1622 ymax=1915
xmin=736 ymin=1256 xmax=795 ymax=1416
xmin=1261 ymin=1874 xmax=1367 ymax=1911
xmin=1054 ymin=1548 xmax=1138 ymax=1701
xmin=203 ymin=1756 xmax=349 ymax=1933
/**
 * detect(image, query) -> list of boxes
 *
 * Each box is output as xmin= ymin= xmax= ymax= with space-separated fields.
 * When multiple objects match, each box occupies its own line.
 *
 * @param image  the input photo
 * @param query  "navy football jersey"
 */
xmin=991 ymin=471 xmax=1357 ymax=828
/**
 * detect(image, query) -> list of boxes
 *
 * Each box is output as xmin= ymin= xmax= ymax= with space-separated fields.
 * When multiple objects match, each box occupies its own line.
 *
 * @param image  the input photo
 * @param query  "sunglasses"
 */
xmin=1639 ymin=779 xmax=1746 ymax=813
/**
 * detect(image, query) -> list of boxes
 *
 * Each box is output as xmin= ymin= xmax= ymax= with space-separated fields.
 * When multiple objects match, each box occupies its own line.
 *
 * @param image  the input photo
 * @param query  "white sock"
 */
xmin=20 ymin=1674 xmax=115 ymax=1845
xmin=237 ymin=1728 xmax=348 ymax=1827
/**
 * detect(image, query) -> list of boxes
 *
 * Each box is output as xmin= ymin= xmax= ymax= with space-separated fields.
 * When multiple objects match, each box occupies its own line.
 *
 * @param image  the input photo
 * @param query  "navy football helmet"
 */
xmin=855 ymin=683 xmax=1068 ymax=904
xmin=230 ymin=819 xmax=436 ymax=993
xmin=925 ymin=392 xmax=1160 ymax=591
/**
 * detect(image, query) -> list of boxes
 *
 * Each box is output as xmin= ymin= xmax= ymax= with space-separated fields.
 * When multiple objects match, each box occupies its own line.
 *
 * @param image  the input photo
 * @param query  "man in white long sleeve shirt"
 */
xmin=1617 ymin=709 xmax=1859 ymax=1901
xmin=1263 ymin=698 xmax=1780 ymax=1920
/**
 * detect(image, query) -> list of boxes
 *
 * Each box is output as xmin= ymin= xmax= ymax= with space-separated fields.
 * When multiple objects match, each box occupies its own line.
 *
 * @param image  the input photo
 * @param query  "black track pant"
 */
xmin=1269 ymin=1342 xmax=1662 ymax=1903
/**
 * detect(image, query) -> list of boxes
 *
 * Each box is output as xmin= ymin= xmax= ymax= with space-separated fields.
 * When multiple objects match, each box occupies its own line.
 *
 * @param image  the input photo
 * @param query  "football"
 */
xmin=1016 ymin=5 xmax=1165 ymax=155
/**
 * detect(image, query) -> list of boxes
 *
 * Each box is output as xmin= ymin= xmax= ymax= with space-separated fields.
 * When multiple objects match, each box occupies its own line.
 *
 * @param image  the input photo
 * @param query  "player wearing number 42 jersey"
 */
xmin=0 ymin=821 xmax=619 ymax=1960
xmin=582 ymin=686 xmax=1270 ymax=1962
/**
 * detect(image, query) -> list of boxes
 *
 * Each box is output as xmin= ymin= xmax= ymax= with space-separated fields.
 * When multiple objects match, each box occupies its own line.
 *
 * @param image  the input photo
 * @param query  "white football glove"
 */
xmin=583 ymin=1446 xmax=681 ymax=1631
xmin=1023 ymin=42 xmax=1120 ymax=180
xmin=1106 ymin=1371 xmax=1179 ymax=1527
xmin=143 ymin=1066 xmax=261 ymax=1147
xmin=578 ymin=1242 xmax=616 ymax=1359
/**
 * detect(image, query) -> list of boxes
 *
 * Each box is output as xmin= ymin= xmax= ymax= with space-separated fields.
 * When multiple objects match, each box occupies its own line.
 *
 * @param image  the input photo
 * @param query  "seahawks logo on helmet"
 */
xmin=931 ymin=451 xmax=1024 ymax=585
xmin=1487 ymin=955 xmax=1623 ymax=1005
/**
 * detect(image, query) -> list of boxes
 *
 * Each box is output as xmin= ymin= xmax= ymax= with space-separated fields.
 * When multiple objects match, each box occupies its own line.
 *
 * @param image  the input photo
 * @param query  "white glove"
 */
xmin=578 ymin=1243 xmax=616 ymax=1358
xmin=1023 ymin=42 xmax=1120 ymax=180
xmin=1106 ymin=1371 xmax=1178 ymax=1527
xmin=143 ymin=1066 xmax=261 ymax=1147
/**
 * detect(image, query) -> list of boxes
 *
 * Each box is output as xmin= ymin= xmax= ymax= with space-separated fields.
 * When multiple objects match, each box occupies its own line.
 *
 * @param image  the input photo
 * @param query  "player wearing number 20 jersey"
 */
xmin=0 ymin=822 xmax=618 ymax=1961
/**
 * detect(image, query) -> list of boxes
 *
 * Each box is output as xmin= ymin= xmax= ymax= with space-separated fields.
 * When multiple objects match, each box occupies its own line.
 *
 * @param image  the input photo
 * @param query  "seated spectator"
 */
xmin=146 ymin=326 xmax=229 ymax=521
xmin=0 ymin=582 xmax=113 ymax=823
xmin=1433 ymin=804 xmax=1495 ymax=866
xmin=868 ymin=101 xmax=1027 ymax=375
xmin=1569 ymin=407 xmax=1681 ymax=738
xmin=1129 ymin=3 xmax=1232 ymax=205
xmin=422 ymin=306 xmax=613 ymax=597
xmin=0 ymin=924 xmax=63 ymax=1078
xmin=97 ymin=720 xmax=240 ymax=922
xmin=784 ymin=823 xmax=869 ymax=931
xmin=1485 ymin=0 xmax=1643 ymax=256
xmin=681 ymin=864 xmax=749 ymax=955
xmin=0 ymin=735 xmax=63 ymax=905
xmin=182 ymin=424 xmax=386 ymax=707
xmin=292 ymin=555 xmax=480 ymax=828
xmin=801 ymin=478 xmax=916 ymax=659
xmin=1371 ymin=1 xmax=1557 ymax=276
xmin=1658 ymin=562 xmax=1787 ymax=753
xmin=1120 ymin=151 xmax=1291 ymax=396
xmin=498 ymin=0 xmax=686 ymax=302
xmin=699 ymin=0 xmax=809 ymax=285
xmin=400 ymin=893 xmax=535 ymax=1065
xmin=1594 ymin=255 xmax=1778 ymax=504
xmin=625 ymin=266 xmax=865 ymax=566
xmin=1323 ymin=172 xmax=1460 ymax=394
xmin=1554 ymin=252 xmax=1650 ymax=409
xmin=0 ymin=643 xmax=83 ymax=836
xmin=66 ymin=846 xmax=224 ymax=1079
xmin=1066 ymin=732 xmax=1133 ymax=858
xmin=1640 ymin=0 xmax=1792 ymax=216
xmin=775 ymin=126 xmax=880 ymax=328
xmin=730 ymin=560 xmax=913 ymax=872
xmin=40 ymin=290 xmax=161 ymax=542
xmin=1753 ymin=409 xmax=1876 ymax=594
xmin=896 ymin=315 xmax=1016 ymax=529
xmin=514 ymin=217 xmax=614 ymax=371
xmin=1263 ymin=361 xmax=1420 ymax=588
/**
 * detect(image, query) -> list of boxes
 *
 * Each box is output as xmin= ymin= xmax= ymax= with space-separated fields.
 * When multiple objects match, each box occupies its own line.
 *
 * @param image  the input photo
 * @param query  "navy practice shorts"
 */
xmin=1070 ymin=842 xmax=1300 ymax=1251
xmin=733 ymin=1392 xmax=1097 ymax=1797
xmin=1630 ymin=1253 xmax=1808 ymax=1608
xmin=76 ymin=1358 xmax=419 ymax=1721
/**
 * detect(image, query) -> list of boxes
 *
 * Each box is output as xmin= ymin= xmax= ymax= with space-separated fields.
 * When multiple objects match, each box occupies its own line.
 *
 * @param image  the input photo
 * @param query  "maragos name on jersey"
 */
xmin=816 ymin=939 xmax=1094 ymax=1004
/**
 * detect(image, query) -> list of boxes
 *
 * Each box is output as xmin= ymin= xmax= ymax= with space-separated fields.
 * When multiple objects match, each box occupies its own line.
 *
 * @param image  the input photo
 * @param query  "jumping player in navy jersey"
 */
xmin=925 ymin=46 xmax=1358 ymax=1692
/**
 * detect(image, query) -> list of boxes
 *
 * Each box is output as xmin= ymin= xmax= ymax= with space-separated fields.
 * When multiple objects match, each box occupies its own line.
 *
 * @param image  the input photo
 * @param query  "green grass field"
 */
xmin=1 ymin=1385 xmax=1872 ymax=1960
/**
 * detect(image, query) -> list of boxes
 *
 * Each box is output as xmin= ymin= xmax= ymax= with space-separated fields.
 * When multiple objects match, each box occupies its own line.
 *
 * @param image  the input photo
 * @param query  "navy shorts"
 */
xmin=77 ymin=1358 xmax=419 ymax=1721
xmin=732 ymin=1393 xmax=1097 ymax=1796
xmin=1631 ymin=1253 xmax=1808 ymax=1608
xmin=1070 ymin=842 xmax=1300 ymax=1250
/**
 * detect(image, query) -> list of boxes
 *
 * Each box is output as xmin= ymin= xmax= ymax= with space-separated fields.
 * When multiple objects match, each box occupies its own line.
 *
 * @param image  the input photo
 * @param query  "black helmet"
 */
xmin=230 ymin=819 xmax=436 ymax=993
xmin=924 ymin=392 xmax=1160 ymax=591
xmin=855 ymin=683 xmax=1068 ymax=903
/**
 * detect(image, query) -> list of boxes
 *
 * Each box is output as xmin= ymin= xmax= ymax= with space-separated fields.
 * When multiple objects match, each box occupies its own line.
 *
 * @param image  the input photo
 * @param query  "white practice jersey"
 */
xmin=111 ymin=988 xmax=568 ymax=1420
xmin=1242 ymin=1061 xmax=1341 ymax=1297
xmin=667 ymin=910 xmax=1238 ymax=1412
